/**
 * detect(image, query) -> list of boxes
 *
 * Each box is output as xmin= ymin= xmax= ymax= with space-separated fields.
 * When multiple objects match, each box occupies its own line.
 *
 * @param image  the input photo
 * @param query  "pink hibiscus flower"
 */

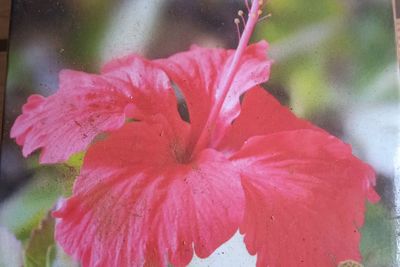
xmin=11 ymin=1 xmax=379 ymax=266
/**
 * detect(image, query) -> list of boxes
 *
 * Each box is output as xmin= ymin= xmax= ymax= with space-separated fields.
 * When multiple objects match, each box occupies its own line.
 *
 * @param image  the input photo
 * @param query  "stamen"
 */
xmin=188 ymin=0 xmax=263 ymax=157
xmin=258 ymin=13 xmax=271 ymax=22
xmin=238 ymin=10 xmax=246 ymax=26
xmin=234 ymin=18 xmax=241 ymax=40
xmin=245 ymin=0 xmax=250 ymax=12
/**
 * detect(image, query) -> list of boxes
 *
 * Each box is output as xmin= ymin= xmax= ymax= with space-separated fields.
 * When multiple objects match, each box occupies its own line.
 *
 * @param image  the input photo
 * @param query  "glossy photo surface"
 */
xmin=0 ymin=1 xmax=398 ymax=266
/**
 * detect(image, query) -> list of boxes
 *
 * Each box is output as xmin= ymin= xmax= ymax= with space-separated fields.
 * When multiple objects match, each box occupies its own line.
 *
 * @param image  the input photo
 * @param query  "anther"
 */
xmin=234 ymin=18 xmax=241 ymax=40
xmin=258 ymin=10 xmax=262 ymax=16
xmin=258 ymin=13 xmax=272 ymax=22
xmin=238 ymin=9 xmax=246 ymax=26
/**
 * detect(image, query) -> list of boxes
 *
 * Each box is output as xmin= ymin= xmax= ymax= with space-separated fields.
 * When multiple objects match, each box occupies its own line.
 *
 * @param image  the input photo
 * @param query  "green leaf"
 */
xmin=0 ymin=170 xmax=60 ymax=240
xmin=24 ymin=213 xmax=55 ymax=267
xmin=0 ymin=226 xmax=23 ymax=267
xmin=0 ymin=165 xmax=77 ymax=240
xmin=65 ymin=152 xmax=85 ymax=170
xmin=361 ymin=203 xmax=395 ymax=266
xmin=46 ymin=245 xmax=57 ymax=267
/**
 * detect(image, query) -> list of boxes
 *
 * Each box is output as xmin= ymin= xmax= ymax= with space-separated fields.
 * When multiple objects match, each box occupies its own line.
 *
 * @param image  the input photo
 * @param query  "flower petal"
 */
xmin=101 ymin=54 xmax=182 ymax=127
xmin=219 ymin=86 xmax=318 ymax=153
xmin=231 ymin=130 xmax=379 ymax=267
xmin=54 ymin=121 xmax=244 ymax=267
xmin=156 ymin=41 xmax=272 ymax=147
xmin=11 ymin=55 xmax=180 ymax=163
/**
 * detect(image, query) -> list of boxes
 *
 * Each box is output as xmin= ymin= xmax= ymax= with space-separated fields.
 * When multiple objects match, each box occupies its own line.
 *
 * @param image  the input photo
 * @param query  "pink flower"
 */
xmin=11 ymin=1 xmax=378 ymax=266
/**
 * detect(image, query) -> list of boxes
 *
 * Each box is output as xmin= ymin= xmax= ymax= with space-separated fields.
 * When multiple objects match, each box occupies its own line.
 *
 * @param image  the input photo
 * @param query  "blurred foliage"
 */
xmin=263 ymin=0 xmax=342 ymax=42
xmin=361 ymin=203 xmax=396 ymax=266
xmin=0 ymin=163 xmax=77 ymax=240
xmin=258 ymin=0 xmax=397 ymax=117
xmin=65 ymin=0 xmax=113 ymax=70
xmin=24 ymin=213 xmax=55 ymax=267
xmin=288 ymin=57 xmax=330 ymax=117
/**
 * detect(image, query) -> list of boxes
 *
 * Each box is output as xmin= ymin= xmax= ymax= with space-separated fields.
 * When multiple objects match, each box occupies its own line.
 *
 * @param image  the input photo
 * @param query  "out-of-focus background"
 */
xmin=0 ymin=0 xmax=398 ymax=266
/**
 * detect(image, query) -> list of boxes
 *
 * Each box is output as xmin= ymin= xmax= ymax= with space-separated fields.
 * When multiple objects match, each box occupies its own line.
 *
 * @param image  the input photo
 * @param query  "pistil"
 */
xmin=188 ymin=0 xmax=264 ymax=159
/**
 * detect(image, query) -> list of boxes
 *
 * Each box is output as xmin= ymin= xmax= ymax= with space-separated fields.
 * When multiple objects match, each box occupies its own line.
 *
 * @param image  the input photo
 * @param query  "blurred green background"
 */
xmin=0 ymin=0 xmax=398 ymax=266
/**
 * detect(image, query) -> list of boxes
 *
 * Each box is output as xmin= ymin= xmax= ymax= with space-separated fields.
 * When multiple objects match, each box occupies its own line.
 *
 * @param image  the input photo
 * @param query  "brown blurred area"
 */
xmin=0 ymin=0 xmax=11 ymax=150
